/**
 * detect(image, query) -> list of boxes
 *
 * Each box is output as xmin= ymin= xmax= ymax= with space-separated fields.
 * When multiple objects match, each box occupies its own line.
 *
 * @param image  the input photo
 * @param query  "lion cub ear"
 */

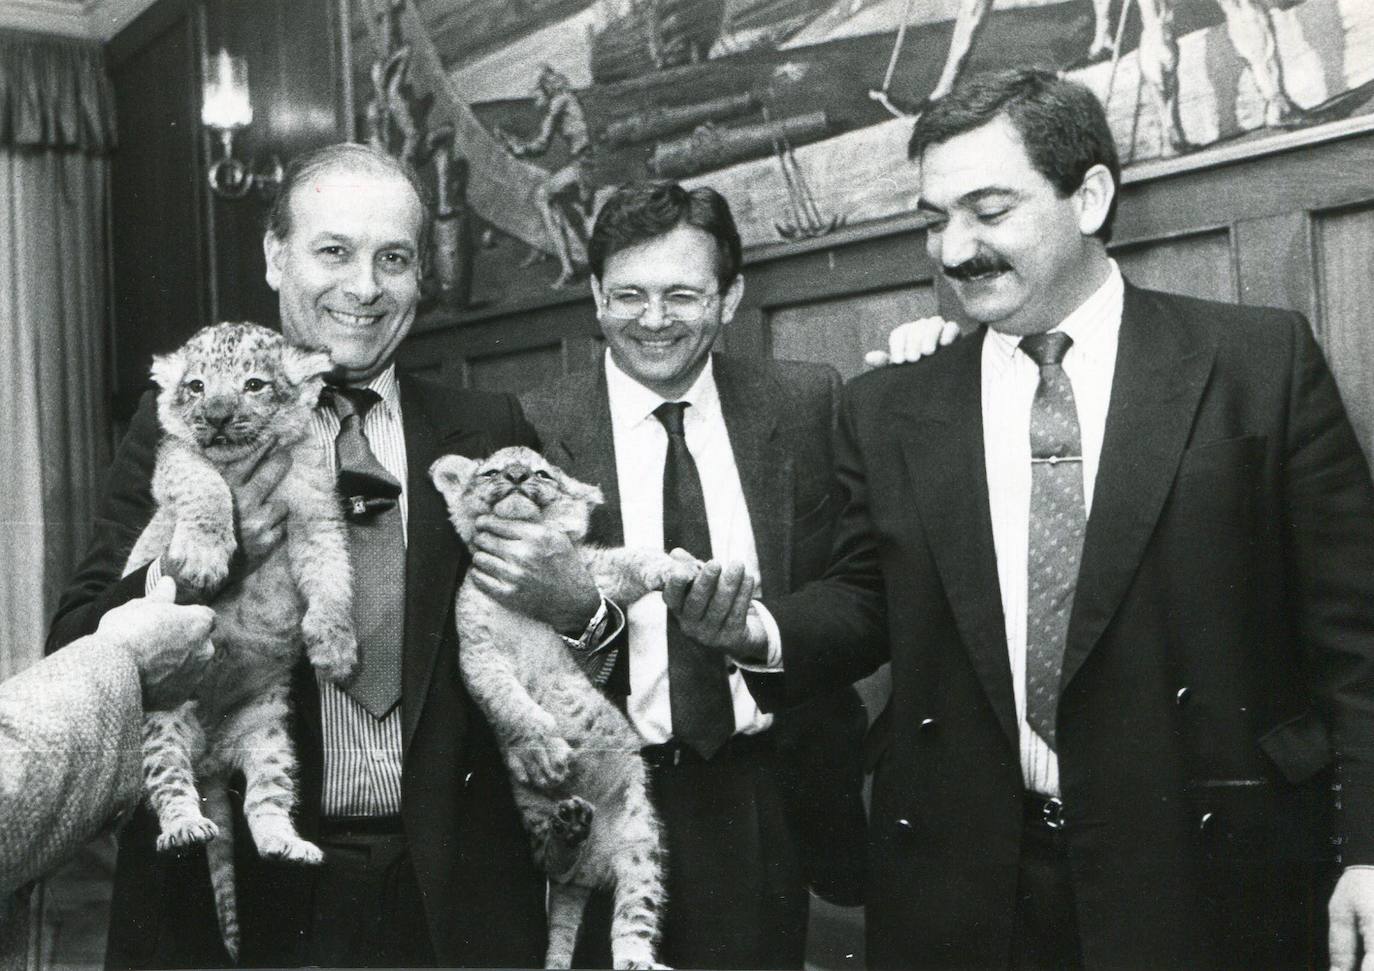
xmin=429 ymin=454 xmax=479 ymax=498
xmin=281 ymin=345 xmax=334 ymax=387
xmin=149 ymin=349 xmax=187 ymax=391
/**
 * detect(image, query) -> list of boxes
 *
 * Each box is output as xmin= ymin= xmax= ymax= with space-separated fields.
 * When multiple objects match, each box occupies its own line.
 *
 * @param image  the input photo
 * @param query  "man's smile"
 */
xmin=325 ymin=308 xmax=385 ymax=328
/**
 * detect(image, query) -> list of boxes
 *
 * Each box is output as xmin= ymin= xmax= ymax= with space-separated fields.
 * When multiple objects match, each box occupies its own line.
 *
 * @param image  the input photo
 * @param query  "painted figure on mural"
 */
xmin=497 ymin=64 xmax=598 ymax=289
xmin=925 ymin=0 xmax=1302 ymax=152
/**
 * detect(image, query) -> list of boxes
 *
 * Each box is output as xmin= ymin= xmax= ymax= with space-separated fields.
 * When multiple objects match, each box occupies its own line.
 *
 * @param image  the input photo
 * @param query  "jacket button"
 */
xmin=1175 ymin=686 xmax=1192 ymax=706
xmin=920 ymin=717 xmax=937 ymax=732
xmin=1199 ymin=811 xmax=1215 ymax=833
xmin=896 ymin=817 xmax=914 ymax=832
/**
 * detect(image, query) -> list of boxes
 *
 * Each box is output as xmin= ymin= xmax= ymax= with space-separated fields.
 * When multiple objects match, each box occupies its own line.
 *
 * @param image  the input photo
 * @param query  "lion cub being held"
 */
xmin=124 ymin=321 xmax=356 ymax=960
xmin=431 ymin=445 xmax=693 ymax=970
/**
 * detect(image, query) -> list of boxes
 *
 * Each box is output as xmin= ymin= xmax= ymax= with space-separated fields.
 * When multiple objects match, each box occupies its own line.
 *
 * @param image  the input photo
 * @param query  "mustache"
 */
xmin=943 ymin=254 xmax=1012 ymax=281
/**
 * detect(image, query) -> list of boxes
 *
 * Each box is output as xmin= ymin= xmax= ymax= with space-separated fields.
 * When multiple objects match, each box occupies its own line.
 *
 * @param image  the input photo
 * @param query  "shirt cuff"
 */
xmin=735 ymin=601 xmax=783 ymax=673
xmin=144 ymin=555 xmax=164 ymax=594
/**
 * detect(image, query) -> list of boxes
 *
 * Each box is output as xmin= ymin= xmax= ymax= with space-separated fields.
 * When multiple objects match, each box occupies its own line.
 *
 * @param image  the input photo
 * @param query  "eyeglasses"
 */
xmin=600 ymin=287 xmax=719 ymax=323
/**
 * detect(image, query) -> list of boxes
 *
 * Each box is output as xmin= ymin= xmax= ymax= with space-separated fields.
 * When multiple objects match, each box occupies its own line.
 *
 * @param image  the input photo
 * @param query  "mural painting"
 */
xmin=352 ymin=0 xmax=1374 ymax=300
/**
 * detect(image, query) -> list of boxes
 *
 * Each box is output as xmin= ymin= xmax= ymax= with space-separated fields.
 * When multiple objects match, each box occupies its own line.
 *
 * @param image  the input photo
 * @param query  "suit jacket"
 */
xmin=0 ymin=636 xmax=143 ymax=971
xmin=46 ymin=374 xmax=547 ymax=969
xmin=769 ymin=286 xmax=1374 ymax=969
xmin=520 ymin=353 xmax=869 ymax=901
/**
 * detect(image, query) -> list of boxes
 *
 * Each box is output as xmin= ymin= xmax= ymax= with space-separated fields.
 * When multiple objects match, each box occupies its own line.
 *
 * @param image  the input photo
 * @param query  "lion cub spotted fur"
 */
xmin=124 ymin=321 xmax=356 ymax=960
xmin=431 ymin=446 xmax=689 ymax=970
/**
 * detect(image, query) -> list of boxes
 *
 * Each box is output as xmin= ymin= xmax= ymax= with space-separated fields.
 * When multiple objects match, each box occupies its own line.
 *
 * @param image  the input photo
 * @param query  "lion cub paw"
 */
xmin=156 ymin=814 xmax=219 ymax=852
xmin=507 ymin=734 xmax=573 ymax=790
xmin=303 ymin=611 xmax=357 ymax=684
xmin=167 ymin=524 xmax=233 ymax=597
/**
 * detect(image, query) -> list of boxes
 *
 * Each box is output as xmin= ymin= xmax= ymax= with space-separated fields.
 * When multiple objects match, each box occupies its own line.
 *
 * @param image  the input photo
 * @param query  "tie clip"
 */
xmin=1031 ymin=455 xmax=1083 ymax=466
xmin=344 ymin=495 xmax=396 ymax=518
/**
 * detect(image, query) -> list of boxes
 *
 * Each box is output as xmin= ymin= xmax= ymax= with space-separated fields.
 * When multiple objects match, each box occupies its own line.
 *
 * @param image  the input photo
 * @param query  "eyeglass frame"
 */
xmin=596 ymin=285 xmax=723 ymax=323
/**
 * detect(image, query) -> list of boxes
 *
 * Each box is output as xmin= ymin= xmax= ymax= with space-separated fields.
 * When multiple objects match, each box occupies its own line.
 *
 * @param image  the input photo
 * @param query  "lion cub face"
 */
xmin=150 ymin=322 xmax=332 ymax=464
xmin=430 ymin=446 xmax=604 ymax=545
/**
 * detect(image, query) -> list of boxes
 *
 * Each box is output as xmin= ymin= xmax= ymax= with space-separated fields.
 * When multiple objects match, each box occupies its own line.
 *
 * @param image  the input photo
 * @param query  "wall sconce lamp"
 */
xmin=201 ymin=50 xmax=283 ymax=199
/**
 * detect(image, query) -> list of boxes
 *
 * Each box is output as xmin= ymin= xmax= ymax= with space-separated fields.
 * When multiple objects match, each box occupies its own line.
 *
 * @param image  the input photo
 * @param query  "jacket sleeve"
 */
xmin=1279 ymin=316 xmax=1374 ymax=866
xmin=0 ymin=636 xmax=144 ymax=895
xmin=46 ymin=392 xmax=160 ymax=652
xmin=765 ymin=382 xmax=889 ymax=706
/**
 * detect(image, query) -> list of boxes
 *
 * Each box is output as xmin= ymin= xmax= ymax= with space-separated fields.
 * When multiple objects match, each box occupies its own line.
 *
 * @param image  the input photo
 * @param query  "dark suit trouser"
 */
xmin=1011 ymin=811 xmax=1082 ymax=971
xmin=301 ymin=821 xmax=436 ymax=968
xmin=574 ymin=734 xmax=808 ymax=970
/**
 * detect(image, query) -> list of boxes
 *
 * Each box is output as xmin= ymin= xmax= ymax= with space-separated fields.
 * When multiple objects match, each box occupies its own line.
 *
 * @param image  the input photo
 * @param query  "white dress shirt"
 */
xmin=983 ymin=260 xmax=1124 ymax=796
xmin=605 ymin=352 xmax=773 ymax=745
xmin=149 ymin=365 xmax=408 ymax=816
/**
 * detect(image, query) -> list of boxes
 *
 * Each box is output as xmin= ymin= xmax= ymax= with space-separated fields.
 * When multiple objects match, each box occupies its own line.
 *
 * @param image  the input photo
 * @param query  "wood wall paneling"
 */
xmin=1113 ymin=229 xmax=1237 ymax=303
xmin=108 ymin=3 xmax=205 ymax=417
xmin=769 ymin=284 xmax=939 ymax=381
xmin=1315 ymin=204 xmax=1374 ymax=466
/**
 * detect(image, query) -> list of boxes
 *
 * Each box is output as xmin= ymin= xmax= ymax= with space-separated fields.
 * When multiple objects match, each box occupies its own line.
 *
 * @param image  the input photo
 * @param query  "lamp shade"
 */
xmin=202 ymin=49 xmax=252 ymax=130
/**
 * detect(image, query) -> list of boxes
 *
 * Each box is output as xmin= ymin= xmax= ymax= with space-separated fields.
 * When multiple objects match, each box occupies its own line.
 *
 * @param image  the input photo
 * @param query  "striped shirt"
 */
xmin=147 ymin=366 xmax=408 ymax=817
xmin=312 ymin=367 xmax=407 ymax=817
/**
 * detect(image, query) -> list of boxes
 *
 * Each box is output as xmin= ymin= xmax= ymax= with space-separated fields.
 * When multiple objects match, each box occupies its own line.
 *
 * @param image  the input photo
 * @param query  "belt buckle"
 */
xmin=1041 ymin=797 xmax=1065 ymax=830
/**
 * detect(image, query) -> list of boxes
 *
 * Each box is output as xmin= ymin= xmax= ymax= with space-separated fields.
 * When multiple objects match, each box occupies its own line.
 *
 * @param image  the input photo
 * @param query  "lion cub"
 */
xmin=431 ymin=446 xmax=692 ymax=970
xmin=124 ymin=321 xmax=356 ymax=960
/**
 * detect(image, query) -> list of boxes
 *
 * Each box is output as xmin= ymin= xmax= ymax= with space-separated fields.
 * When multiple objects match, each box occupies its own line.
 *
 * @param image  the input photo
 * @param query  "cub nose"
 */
xmin=504 ymin=464 xmax=530 ymax=484
xmin=203 ymin=400 xmax=234 ymax=428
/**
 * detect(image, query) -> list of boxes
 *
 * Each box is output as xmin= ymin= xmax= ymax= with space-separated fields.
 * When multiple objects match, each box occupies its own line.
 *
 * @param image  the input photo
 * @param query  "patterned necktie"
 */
xmin=654 ymin=401 xmax=735 ymax=759
xmin=1020 ymin=332 xmax=1086 ymax=751
xmin=325 ymin=386 xmax=405 ymax=720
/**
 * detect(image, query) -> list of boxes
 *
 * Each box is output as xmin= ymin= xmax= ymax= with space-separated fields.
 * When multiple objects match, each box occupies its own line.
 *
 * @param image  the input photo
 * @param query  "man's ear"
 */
xmin=1075 ymin=164 xmax=1115 ymax=238
xmin=263 ymin=232 xmax=285 ymax=292
xmin=589 ymin=275 xmax=604 ymax=312
xmin=720 ymin=273 xmax=745 ymax=324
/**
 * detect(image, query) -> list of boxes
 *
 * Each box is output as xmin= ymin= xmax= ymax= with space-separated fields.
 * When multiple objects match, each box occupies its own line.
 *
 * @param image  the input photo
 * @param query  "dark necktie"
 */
xmin=654 ymin=401 xmax=735 ymax=759
xmin=325 ymin=386 xmax=405 ymax=720
xmin=1020 ymin=332 xmax=1086 ymax=751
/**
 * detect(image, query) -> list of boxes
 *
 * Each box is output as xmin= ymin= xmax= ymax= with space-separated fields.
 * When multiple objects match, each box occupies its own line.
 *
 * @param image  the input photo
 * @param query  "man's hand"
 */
xmin=95 ymin=577 xmax=215 ymax=710
xmin=223 ymin=449 xmax=292 ymax=566
xmin=863 ymin=315 xmax=961 ymax=368
xmin=470 ymin=516 xmax=602 ymax=632
xmin=662 ymin=554 xmax=768 ymax=664
xmin=1330 ymin=867 xmax=1374 ymax=970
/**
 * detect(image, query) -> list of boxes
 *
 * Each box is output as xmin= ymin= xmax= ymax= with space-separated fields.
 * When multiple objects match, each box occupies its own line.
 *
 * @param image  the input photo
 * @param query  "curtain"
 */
xmin=0 ymin=32 xmax=114 ymax=680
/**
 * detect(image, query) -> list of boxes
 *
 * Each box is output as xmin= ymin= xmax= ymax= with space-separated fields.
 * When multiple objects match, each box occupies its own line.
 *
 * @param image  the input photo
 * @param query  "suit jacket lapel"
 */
xmin=899 ymin=334 xmax=1018 ymax=748
xmin=399 ymin=375 xmax=480 ymax=754
xmin=543 ymin=368 xmax=624 ymax=546
xmin=714 ymin=356 xmax=789 ymax=599
xmin=1061 ymin=285 xmax=1215 ymax=689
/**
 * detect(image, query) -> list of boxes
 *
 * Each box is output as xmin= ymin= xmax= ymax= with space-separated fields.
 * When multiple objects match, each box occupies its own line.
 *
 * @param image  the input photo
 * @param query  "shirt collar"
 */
xmin=362 ymin=365 xmax=401 ymax=418
xmin=323 ymin=365 xmax=401 ymax=419
xmin=604 ymin=350 xmax=720 ymax=430
xmin=986 ymin=259 xmax=1124 ymax=363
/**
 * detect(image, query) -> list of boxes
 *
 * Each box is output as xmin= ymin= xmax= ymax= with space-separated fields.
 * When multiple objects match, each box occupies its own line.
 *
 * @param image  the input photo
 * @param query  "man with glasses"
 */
xmin=520 ymin=180 xmax=871 ymax=969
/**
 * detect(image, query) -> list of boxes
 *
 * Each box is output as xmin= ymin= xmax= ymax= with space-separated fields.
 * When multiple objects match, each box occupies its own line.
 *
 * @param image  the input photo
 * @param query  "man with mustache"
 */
xmin=674 ymin=67 xmax=1374 ymax=968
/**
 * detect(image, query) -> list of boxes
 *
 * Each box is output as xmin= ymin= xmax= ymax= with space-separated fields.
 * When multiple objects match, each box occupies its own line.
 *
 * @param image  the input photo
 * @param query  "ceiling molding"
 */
xmin=0 ymin=0 xmax=160 ymax=40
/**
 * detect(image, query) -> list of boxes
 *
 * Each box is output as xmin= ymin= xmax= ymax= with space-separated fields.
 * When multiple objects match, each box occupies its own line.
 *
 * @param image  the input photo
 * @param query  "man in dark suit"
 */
xmin=520 ymin=181 xmax=869 ymax=969
xmin=47 ymin=143 xmax=607 ymax=968
xmin=677 ymin=68 xmax=1374 ymax=969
